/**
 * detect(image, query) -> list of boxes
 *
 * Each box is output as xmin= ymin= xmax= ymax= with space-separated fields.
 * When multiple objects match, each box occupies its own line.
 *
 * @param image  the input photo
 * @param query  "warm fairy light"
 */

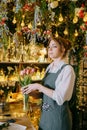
xmin=12 ymin=17 xmax=17 ymax=24
xmin=13 ymin=6 xmax=15 ymax=12
xmin=28 ymin=22 xmax=32 ymax=29
xmin=83 ymin=13 xmax=87 ymax=22
xmin=63 ymin=28 xmax=68 ymax=35
xmin=22 ymin=15 xmax=25 ymax=19
xmin=55 ymin=31 xmax=58 ymax=37
xmin=21 ymin=20 xmax=25 ymax=27
xmin=74 ymin=29 xmax=78 ymax=37
xmin=59 ymin=13 xmax=63 ymax=22
xmin=73 ymin=16 xmax=78 ymax=23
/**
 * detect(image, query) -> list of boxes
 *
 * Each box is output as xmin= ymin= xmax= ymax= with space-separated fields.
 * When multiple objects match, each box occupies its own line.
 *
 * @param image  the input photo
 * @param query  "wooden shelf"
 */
xmin=0 ymin=61 xmax=50 ymax=64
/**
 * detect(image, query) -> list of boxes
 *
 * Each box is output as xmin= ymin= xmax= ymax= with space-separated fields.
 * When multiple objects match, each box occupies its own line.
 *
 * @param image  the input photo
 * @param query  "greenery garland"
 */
xmin=0 ymin=0 xmax=86 ymax=61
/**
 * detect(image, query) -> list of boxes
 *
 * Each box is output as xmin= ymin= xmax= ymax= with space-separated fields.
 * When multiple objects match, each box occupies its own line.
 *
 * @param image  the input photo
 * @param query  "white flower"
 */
xmin=50 ymin=1 xmax=58 ymax=9
xmin=20 ymin=70 xmax=25 ymax=76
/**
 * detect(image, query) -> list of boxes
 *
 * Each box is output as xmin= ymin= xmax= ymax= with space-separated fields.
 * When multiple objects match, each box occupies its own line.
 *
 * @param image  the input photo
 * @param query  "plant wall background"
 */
xmin=0 ymin=0 xmax=87 ymax=128
xmin=0 ymin=0 xmax=87 ymax=63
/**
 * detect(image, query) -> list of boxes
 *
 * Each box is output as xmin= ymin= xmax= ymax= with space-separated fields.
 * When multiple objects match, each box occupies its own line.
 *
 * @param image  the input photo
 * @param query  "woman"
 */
xmin=21 ymin=36 xmax=76 ymax=130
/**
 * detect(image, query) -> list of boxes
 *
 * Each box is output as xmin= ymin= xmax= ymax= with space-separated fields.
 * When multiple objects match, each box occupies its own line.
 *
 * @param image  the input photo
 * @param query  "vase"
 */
xmin=23 ymin=94 xmax=29 ymax=112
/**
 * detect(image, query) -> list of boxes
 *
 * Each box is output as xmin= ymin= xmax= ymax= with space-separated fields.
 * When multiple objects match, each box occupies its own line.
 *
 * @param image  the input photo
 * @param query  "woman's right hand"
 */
xmin=21 ymin=83 xmax=43 ymax=94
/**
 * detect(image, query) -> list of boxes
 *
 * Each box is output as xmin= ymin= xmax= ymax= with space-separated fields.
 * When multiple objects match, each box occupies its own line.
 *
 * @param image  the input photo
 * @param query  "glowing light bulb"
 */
xmin=63 ymin=28 xmax=68 ymax=35
xmin=28 ymin=23 xmax=32 ymax=29
xmin=12 ymin=17 xmax=17 ymax=24
xmin=73 ymin=16 xmax=78 ymax=23
xmin=22 ymin=15 xmax=25 ymax=19
xmin=55 ymin=31 xmax=58 ymax=37
xmin=13 ymin=6 xmax=15 ymax=12
xmin=83 ymin=13 xmax=87 ymax=22
xmin=21 ymin=20 xmax=25 ymax=27
xmin=74 ymin=29 xmax=78 ymax=37
xmin=59 ymin=13 xmax=63 ymax=22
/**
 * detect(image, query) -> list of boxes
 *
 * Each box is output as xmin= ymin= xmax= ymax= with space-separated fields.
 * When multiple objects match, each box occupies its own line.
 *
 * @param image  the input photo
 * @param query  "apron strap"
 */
xmin=56 ymin=64 xmax=69 ymax=75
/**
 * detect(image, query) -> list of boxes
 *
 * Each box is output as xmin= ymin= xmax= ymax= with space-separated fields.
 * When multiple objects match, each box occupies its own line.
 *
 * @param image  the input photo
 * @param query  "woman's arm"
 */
xmin=21 ymin=83 xmax=54 ymax=98
xmin=52 ymin=65 xmax=76 ymax=105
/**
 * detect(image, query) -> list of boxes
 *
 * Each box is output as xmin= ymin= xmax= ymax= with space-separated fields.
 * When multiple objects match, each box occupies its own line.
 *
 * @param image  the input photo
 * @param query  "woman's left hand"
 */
xmin=21 ymin=83 xmax=42 ymax=94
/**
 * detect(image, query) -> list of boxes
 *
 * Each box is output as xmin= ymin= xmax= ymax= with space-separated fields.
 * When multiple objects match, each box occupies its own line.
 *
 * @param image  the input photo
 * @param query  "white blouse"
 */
xmin=46 ymin=60 xmax=76 ymax=106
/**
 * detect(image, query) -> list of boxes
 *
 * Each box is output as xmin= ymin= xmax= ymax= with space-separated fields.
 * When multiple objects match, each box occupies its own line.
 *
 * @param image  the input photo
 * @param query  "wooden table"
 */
xmin=15 ymin=114 xmax=35 ymax=130
xmin=0 ymin=101 xmax=35 ymax=130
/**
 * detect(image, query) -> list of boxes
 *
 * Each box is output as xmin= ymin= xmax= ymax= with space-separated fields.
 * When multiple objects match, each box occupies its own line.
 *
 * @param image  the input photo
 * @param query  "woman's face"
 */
xmin=48 ymin=40 xmax=64 ymax=60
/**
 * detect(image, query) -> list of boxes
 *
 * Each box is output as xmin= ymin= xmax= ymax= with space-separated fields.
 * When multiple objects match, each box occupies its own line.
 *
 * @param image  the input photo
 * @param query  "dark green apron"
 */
xmin=39 ymin=64 xmax=72 ymax=130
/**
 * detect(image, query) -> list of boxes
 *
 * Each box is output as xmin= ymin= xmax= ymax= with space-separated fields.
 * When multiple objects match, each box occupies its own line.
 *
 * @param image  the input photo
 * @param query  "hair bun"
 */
xmin=58 ymin=36 xmax=72 ymax=51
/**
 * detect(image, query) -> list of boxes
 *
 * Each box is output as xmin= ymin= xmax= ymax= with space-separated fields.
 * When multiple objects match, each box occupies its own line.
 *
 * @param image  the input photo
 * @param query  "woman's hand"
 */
xmin=21 ymin=83 xmax=54 ymax=99
xmin=21 ymin=83 xmax=42 ymax=94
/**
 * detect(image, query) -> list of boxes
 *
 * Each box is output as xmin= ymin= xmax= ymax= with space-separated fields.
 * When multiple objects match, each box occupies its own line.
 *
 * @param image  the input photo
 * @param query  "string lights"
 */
xmin=59 ymin=13 xmax=63 ymax=22
xmin=63 ymin=27 xmax=68 ymax=35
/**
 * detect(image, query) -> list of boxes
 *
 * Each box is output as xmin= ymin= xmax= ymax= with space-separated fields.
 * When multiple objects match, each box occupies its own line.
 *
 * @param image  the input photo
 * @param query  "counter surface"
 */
xmin=0 ymin=101 xmax=35 ymax=130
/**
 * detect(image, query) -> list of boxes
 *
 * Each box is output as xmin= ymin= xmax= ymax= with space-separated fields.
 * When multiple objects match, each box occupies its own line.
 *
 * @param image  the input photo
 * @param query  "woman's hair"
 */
xmin=49 ymin=36 xmax=72 ymax=57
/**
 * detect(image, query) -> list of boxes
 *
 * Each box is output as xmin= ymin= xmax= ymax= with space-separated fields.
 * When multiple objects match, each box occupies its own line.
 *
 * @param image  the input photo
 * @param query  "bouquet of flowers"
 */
xmin=75 ymin=4 xmax=87 ymax=44
xmin=75 ymin=4 xmax=87 ymax=32
xmin=19 ymin=67 xmax=36 ymax=111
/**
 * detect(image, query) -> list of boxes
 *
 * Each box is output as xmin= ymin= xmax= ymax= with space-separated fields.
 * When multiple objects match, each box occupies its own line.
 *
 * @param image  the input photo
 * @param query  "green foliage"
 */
xmin=69 ymin=1 xmax=76 ymax=18
xmin=19 ymin=75 xmax=32 ymax=87
xmin=2 ymin=0 xmax=86 ymax=62
xmin=40 ymin=0 xmax=48 ymax=16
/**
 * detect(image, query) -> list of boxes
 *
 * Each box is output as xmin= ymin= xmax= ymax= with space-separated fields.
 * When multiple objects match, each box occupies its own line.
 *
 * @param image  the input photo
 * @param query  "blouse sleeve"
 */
xmin=52 ymin=65 xmax=76 ymax=105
